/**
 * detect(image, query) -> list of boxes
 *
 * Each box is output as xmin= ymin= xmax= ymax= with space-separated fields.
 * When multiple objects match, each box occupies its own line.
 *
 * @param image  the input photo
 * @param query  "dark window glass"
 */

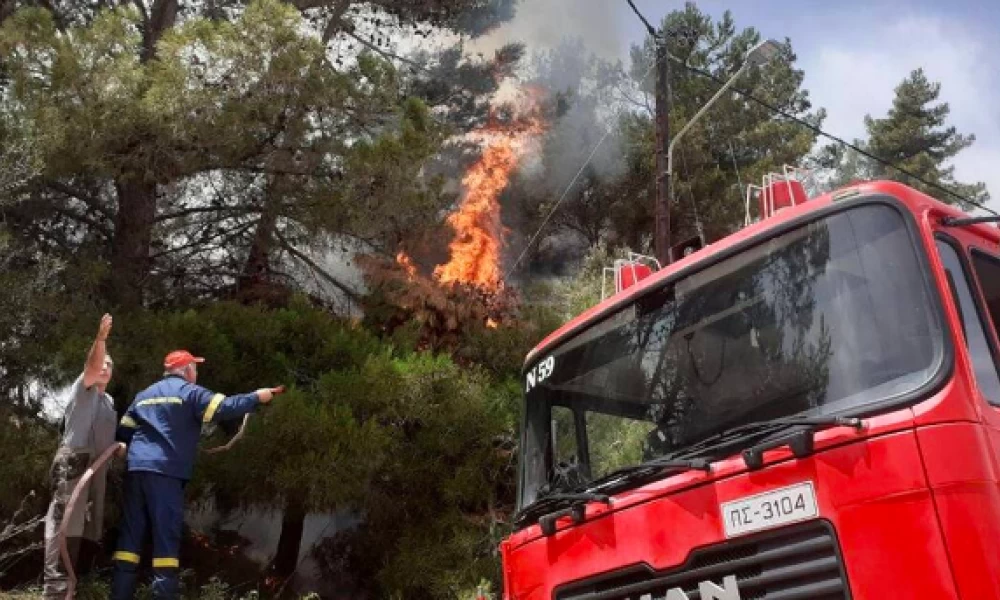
xmin=971 ymin=251 xmax=1000 ymax=342
xmin=548 ymin=406 xmax=585 ymax=491
xmin=519 ymin=205 xmax=945 ymax=507
xmin=585 ymin=411 xmax=649 ymax=479
xmin=937 ymin=243 xmax=1000 ymax=404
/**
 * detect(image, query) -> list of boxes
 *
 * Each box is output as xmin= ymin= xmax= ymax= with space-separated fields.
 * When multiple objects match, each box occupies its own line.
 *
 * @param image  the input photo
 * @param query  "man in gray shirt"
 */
xmin=43 ymin=314 xmax=119 ymax=599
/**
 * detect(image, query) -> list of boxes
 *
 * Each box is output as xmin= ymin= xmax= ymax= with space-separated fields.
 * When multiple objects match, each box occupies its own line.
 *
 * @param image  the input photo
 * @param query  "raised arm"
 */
xmin=82 ymin=314 xmax=112 ymax=389
xmin=188 ymin=384 xmax=285 ymax=424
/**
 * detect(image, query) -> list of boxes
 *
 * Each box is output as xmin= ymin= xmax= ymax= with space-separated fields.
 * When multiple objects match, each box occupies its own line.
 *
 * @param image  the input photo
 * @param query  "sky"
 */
xmin=471 ymin=0 xmax=1000 ymax=212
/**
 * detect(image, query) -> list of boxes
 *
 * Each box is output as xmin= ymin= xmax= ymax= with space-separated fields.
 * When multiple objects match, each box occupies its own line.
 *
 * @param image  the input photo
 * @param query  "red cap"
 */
xmin=164 ymin=350 xmax=205 ymax=370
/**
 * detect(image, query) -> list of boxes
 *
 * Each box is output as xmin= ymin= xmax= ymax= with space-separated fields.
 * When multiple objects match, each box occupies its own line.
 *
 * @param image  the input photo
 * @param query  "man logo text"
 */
xmin=628 ymin=575 xmax=740 ymax=600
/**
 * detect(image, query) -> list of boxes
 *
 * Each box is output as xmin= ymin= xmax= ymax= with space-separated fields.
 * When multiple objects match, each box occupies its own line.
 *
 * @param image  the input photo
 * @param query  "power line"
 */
xmin=671 ymin=58 xmax=998 ymax=216
xmin=504 ymin=130 xmax=613 ymax=280
xmin=621 ymin=0 xmax=995 ymax=215
xmin=504 ymin=59 xmax=660 ymax=279
xmin=625 ymin=0 xmax=658 ymax=37
xmin=501 ymin=109 xmax=636 ymax=275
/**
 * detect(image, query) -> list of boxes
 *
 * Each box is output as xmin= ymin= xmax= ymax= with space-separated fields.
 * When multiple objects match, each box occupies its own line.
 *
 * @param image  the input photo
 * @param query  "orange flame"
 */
xmin=434 ymin=89 xmax=546 ymax=291
xmin=396 ymin=250 xmax=418 ymax=279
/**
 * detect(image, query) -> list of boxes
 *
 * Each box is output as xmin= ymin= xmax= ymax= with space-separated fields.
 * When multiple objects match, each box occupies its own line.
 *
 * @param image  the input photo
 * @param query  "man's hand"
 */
xmin=114 ymin=443 xmax=127 ymax=459
xmin=256 ymin=385 xmax=286 ymax=404
xmin=97 ymin=313 xmax=113 ymax=342
xmin=84 ymin=313 xmax=113 ymax=388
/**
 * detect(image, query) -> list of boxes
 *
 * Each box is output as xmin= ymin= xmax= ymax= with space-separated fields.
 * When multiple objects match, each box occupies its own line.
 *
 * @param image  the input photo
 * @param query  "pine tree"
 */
xmin=0 ymin=0 xmax=519 ymax=309
xmin=507 ymin=3 xmax=826 ymax=273
xmin=863 ymin=68 xmax=987 ymax=205
xmin=0 ymin=1 xmax=523 ymax=588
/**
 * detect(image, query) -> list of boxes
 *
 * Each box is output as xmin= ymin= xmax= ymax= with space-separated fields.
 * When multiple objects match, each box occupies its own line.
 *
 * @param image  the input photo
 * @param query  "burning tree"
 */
xmin=433 ymin=87 xmax=548 ymax=290
xmin=359 ymin=86 xmax=551 ymax=360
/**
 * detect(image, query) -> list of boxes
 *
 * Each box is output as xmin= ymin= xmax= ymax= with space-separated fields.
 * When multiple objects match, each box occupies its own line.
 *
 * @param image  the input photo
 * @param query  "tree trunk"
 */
xmin=104 ymin=0 xmax=177 ymax=308
xmin=109 ymin=178 xmax=157 ymax=308
xmin=272 ymin=496 xmax=307 ymax=577
xmin=236 ymin=197 xmax=280 ymax=302
xmin=0 ymin=1 xmax=17 ymax=27
xmin=141 ymin=0 xmax=178 ymax=62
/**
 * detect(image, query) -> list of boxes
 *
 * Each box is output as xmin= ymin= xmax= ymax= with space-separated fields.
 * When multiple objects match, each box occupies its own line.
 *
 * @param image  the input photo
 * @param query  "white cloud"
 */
xmin=801 ymin=14 xmax=1000 ymax=211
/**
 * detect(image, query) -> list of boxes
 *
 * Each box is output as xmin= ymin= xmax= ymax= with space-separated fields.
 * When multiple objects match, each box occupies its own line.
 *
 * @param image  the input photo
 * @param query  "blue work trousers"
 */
xmin=111 ymin=472 xmax=185 ymax=600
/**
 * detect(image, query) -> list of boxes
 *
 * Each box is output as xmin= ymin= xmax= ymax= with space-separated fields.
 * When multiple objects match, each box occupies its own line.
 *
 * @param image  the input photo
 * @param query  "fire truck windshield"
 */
xmin=519 ymin=203 xmax=945 ymax=508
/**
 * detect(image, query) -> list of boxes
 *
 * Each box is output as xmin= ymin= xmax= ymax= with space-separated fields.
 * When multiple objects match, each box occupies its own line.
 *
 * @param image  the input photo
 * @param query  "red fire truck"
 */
xmin=500 ymin=176 xmax=1000 ymax=599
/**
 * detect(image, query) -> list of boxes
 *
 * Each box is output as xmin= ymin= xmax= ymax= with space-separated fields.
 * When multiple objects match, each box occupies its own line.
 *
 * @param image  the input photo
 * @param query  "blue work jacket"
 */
xmin=116 ymin=375 xmax=259 ymax=480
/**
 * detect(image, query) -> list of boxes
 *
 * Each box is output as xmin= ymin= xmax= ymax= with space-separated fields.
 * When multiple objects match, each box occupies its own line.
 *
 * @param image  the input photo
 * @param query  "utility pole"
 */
xmin=626 ymin=0 xmax=672 ymax=265
xmin=653 ymin=35 xmax=672 ymax=265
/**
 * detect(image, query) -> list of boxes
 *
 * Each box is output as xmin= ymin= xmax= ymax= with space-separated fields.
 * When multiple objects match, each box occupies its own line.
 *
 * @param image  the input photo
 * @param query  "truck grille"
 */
xmin=554 ymin=520 xmax=849 ymax=600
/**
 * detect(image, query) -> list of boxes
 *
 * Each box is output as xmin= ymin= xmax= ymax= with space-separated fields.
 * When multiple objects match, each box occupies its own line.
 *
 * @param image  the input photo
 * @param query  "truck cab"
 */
xmin=501 ymin=180 xmax=1000 ymax=599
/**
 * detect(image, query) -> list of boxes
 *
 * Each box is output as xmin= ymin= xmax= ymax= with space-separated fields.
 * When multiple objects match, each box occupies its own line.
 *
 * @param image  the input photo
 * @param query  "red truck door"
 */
xmin=933 ymin=230 xmax=1000 ymax=597
xmin=966 ymin=244 xmax=1000 ymax=460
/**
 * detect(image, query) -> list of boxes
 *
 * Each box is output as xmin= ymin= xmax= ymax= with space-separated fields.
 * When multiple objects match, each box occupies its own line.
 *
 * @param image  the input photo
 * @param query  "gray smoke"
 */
xmin=528 ymin=37 xmax=629 ymax=191
xmin=466 ymin=1 xmax=646 ymax=272
xmin=468 ymin=0 xmax=626 ymax=61
xmin=459 ymin=0 xmax=641 ymax=194
xmin=470 ymin=0 xmax=633 ymax=188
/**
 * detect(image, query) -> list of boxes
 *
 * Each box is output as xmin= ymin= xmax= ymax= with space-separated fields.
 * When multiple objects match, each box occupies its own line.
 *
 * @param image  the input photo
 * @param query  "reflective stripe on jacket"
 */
xmin=117 ymin=375 xmax=258 ymax=480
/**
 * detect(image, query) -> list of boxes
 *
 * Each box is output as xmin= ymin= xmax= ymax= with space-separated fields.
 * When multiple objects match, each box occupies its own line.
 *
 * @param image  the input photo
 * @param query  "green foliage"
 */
xmin=0 ymin=297 xmax=523 ymax=597
xmin=0 ymin=0 xmax=457 ymax=308
xmin=122 ymin=300 xmax=518 ymax=598
xmin=76 ymin=576 xmax=111 ymax=600
xmin=510 ymin=3 xmax=825 ymax=267
xmin=2 ymin=0 xmax=991 ymax=597
xmin=584 ymin=413 xmax=648 ymax=479
xmin=0 ymin=0 xmax=525 ymax=597
xmin=0 ymin=412 xmax=54 ymax=519
xmin=820 ymin=68 xmax=988 ymax=206
xmin=524 ymin=241 xmax=645 ymax=325
xmin=357 ymin=253 xmax=562 ymax=381
xmin=549 ymin=242 xmax=615 ymax=320
xmin=0 ymin=410 xmax=55 ymax=585
xmin=456 ymin=580 xmax=495 ymax=600
xmin=629 ymin=5 xmax=823 ymax=237
xmin=311 ymin=352 xmax=519 ymax=599
xmin=0 ymin=108 xmax=40 ymax=195
xmin=457 ymin=307 xmax=562 ymax=380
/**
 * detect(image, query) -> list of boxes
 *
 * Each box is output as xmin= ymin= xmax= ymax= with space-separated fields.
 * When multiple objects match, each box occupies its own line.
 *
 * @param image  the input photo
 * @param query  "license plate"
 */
xmin=721 ymin=482 xmax=818 ymax=538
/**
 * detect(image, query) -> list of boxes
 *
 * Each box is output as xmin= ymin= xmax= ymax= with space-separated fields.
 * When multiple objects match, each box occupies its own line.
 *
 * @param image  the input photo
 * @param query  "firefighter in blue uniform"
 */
xmin=112 ymin=350 xmax=284 ymax=600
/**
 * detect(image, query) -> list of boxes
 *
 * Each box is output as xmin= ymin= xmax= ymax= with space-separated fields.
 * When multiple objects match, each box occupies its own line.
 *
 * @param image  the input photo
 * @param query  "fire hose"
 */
xmin=203 ymin=414 xmax=251 ymax=454
xmin=58 ymin=442 xmax=124 ymax=600
xmin=58 ymin=415 xmax=253 ymax=599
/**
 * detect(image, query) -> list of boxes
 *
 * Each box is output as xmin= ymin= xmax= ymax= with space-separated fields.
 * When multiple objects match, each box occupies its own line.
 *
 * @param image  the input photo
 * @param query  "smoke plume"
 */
xmin=468 ymin=0 xmax=626 ymax=61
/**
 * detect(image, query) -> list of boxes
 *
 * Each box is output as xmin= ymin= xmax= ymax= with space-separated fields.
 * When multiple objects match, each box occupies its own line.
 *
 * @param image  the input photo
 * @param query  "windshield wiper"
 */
xmin=517 ymin=416 xmax=864 ymax=534
xmin=581 ymin=457 xmax=712 ymax=495
xmin=664 ymin=415 xmax=865 ymax=465
xmin=514 ymin=492 xmax=611 ymax=535
xmin=741 ymin=416 xmax=865 ymax=470
xmin=662 ymin=421 xmax=790 ymax=462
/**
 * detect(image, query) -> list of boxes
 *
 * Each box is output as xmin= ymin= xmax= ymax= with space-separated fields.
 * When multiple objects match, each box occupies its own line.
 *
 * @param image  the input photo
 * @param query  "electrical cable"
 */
xmin=728 ymin=141 xmax=744 ymax=204
xmin=504 ymin=59 xmax=660 ymax=279
xmin=621 ymin=0 xmax=997 ymax=216
xmin=625 ymin=0 xmax=658 ymax=37
xmin=679 ymin=146 xmax=705 ymax=239
xmin=672 ymin=59 xmax=998 ymax=216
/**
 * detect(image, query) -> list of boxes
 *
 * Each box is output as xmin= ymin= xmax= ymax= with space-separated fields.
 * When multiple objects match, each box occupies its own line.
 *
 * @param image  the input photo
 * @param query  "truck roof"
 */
xmin=524 ymin=180 xmax=999 ymax=368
